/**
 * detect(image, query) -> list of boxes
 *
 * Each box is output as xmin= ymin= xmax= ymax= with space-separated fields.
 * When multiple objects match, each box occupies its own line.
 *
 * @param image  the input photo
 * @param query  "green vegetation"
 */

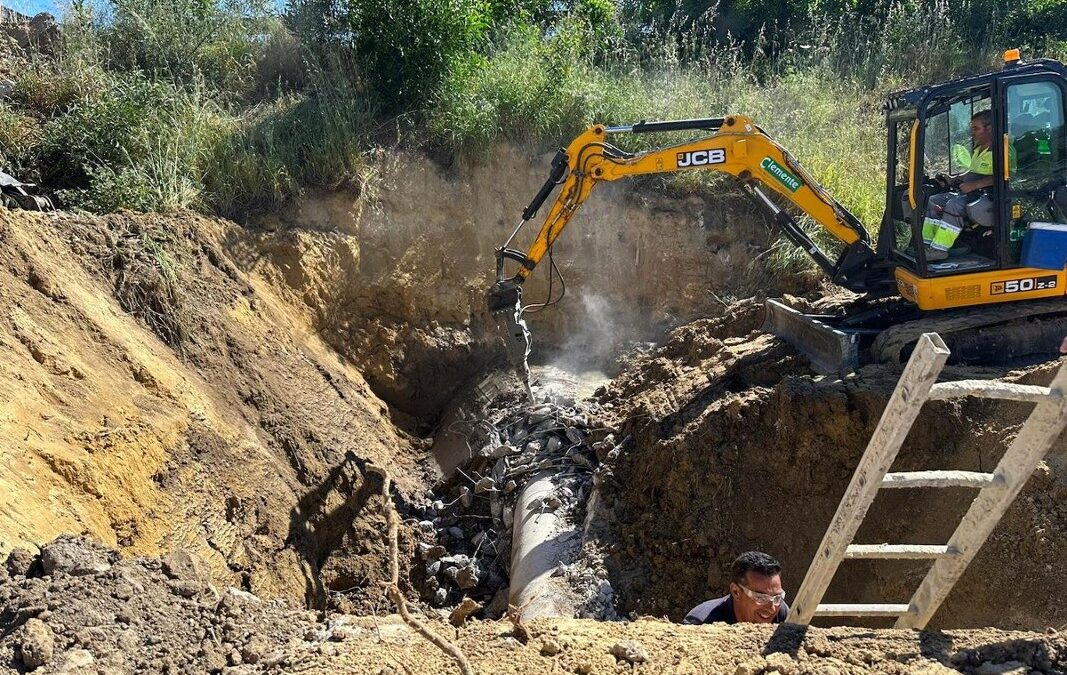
xmin=0 ymin=0 xmax=1062 ymax=230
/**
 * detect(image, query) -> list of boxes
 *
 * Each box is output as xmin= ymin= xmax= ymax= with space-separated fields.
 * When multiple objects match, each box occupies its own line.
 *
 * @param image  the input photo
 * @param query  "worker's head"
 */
xmin=970 ymin=110 xmax=994 ymax=148
xmin=728 ymin=551 xmax=785 ymax=623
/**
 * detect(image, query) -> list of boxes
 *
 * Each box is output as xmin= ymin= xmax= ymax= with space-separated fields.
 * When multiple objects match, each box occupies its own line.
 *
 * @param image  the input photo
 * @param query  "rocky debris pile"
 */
xmin=552 ymin=546 xmax=620 ymax=620
xmin=0 ymin=535 xmax=320 ymax=673
xmin=412 ymin=392 xmax=622 ymax=619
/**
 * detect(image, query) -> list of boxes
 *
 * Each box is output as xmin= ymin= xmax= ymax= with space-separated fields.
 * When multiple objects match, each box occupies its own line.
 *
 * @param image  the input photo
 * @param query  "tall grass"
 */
xmin=205 ymin=76 xmax=376 ymax=220
xmin=430 ymin=19 xmax=889 ymax=227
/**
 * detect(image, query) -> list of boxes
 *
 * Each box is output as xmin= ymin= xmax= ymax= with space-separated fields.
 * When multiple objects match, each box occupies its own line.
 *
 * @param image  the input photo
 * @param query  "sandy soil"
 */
xmin=0 ymin=209 xmax=424 ymax=609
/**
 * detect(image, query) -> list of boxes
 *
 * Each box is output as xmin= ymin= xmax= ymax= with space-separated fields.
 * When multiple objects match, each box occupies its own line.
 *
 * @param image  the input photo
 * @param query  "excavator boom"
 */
xmin=489 ymin=115 xmax=889 ymax=392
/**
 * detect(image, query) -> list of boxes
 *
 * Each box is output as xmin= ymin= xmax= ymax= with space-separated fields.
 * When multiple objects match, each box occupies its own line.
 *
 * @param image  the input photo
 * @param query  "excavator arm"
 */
xmin=489 ymin=115 xmax=882 ymax=394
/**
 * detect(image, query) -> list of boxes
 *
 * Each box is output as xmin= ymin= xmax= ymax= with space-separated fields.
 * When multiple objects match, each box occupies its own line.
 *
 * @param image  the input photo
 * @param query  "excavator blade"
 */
xmin=763 ymin=299 xmax=860 ymax=375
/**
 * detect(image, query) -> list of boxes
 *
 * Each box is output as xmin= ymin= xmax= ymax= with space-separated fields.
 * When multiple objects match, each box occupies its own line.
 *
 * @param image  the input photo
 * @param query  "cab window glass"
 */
xmin=1008 ymin=81 xmax=1066 ymax=187
xmin=1006 ymin=80 xmax=1067 ymax=245
xmin=926 ymin=95 xmax=990 ymax=178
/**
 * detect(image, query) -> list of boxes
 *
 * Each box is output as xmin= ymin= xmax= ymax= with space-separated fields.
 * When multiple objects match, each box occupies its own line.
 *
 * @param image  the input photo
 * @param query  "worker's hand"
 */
xmin=958 ymin=180 xmax=979 ymax=193
xmin=934 ymin=174 xmax=953 ymax=190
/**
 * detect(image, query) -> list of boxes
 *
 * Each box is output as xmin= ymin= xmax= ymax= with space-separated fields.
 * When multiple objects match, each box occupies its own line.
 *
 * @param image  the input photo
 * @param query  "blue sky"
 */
xmin=3 ymin=0 xmax=64 ymax=17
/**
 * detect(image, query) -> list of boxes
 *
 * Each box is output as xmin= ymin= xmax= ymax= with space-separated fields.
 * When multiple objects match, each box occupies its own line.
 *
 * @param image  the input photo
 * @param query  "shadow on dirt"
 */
xmin=286 ymin=451 xmax=381 ymax=608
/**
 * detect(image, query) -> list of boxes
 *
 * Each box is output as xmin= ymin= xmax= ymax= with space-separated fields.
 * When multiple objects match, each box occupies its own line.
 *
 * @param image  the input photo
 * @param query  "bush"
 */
xmin=289 ymin=0 xmax=492 ymax=112
xmin=13 ymin=63 xmax=226 ymax=211
xmin=204 ymin=77 xmax=375 ymax=219
xmin=95 ymin=0 xmax=274 ymax=95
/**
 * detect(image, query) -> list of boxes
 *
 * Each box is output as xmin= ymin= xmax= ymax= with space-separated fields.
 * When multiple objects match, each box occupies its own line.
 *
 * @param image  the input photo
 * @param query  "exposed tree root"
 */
xmin=369 ymin=464 xmax=475 ymax=675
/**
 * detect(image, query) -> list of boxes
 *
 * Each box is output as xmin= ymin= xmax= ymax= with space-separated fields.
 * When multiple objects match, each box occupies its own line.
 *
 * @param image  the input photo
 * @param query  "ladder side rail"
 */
xmin=927 ymin=381 xmax=1057 ymax=403
xmin=881 ymin=470 xmax=999 ymax=489
xmin=896 ymin=359 xmax=1067 ymax=629
xmin=787 ymin=333 xmax=951 ymax=625
xmin=814 ymin=604 xmax=912 ymax=617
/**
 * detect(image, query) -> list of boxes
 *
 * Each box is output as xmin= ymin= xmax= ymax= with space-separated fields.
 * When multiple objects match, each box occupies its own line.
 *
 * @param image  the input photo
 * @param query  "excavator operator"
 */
xmin=921 ymin=110 xmax=1013 ymax=260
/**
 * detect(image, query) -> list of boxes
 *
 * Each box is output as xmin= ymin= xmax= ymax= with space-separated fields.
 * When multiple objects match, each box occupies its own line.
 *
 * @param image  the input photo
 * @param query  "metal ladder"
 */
xmin=787 ymin=332 xmax=1067 ymax=628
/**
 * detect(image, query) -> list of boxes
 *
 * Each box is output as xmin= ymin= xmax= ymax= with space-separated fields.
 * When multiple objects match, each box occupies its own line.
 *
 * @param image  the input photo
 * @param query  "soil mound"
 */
xmin=588 ymin=301 xmax=1067 ymax=630
xmin=1 ymin=535 xmax=316 ymax=673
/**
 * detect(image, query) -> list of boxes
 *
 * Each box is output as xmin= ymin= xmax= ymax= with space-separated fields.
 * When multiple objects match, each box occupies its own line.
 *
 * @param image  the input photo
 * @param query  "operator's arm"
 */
xmin=499 ymin=115 xmax=872 ymax=286
xmin=959 ymin=175 xmax=994 ymax=192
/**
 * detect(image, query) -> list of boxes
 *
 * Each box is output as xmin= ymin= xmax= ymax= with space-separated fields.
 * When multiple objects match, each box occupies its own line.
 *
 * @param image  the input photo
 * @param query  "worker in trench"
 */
xmin=683 ymin=551 xmax=789 ymax=624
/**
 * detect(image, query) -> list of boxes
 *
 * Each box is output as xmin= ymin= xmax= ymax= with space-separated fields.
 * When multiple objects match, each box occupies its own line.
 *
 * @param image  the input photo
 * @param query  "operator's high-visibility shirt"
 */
xmin=967 ymin=144 xmax=1017 ymax=176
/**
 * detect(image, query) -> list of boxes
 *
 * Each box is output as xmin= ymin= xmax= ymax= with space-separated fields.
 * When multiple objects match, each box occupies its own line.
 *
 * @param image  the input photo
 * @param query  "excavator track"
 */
xmin=766 ymin=298 xmax=1067 ymax=372
xmin=871 ymin=299 xmax=1067 ymax=365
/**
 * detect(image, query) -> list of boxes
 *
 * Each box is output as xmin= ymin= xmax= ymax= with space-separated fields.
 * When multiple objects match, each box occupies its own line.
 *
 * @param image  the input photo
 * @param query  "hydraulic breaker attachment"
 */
xmin=763 ymin=299 xmax=860 ymax=375
xmin=488 ymin=278 xmax=533 ymax=399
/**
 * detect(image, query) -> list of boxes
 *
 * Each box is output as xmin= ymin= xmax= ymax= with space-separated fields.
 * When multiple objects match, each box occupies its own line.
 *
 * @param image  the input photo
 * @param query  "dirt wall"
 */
xmin=251 ymin=146 xmax=812 ymax=419
xmin=0 ymin=209 xmax=422 ymax=609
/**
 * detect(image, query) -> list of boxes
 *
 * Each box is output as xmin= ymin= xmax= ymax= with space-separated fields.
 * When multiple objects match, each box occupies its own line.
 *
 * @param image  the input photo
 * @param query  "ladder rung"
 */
xmin=881 ymin=470 xmax=1000 ymax=489
xmin=845 ymin=544 xmax=956 ymax=559
xmin=814 ymin=603 xmax=912 ymax=617
xmin=928 ymin=381 xmax=1059 ymax=403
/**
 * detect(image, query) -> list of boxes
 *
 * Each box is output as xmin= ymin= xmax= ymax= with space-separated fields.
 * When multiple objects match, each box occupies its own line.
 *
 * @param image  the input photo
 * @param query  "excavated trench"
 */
xmin=587 ymin=304 xmax=1067 ymax=630
xmin=1 ymin=142 xmax=1066 ymax=668
xmin=211 ymin=145 xmax=1067 ymax=629
xmin=258 ymin=145 xmax=813 ymax=422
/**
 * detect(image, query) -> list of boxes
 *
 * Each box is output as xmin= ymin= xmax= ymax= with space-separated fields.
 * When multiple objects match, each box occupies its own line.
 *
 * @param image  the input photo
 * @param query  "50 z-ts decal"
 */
xmin=990 ymin=275 xmax=1058 ymax=295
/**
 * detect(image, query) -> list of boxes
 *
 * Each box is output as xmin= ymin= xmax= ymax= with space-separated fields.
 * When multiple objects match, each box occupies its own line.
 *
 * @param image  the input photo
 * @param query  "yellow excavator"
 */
xmin=489 ymin=52 xmax=1067 ymax=390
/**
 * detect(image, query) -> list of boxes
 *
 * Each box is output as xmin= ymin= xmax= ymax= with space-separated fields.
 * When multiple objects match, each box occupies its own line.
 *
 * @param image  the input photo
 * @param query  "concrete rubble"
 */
xmin=414 ymin=390 xmax=621 ymax=620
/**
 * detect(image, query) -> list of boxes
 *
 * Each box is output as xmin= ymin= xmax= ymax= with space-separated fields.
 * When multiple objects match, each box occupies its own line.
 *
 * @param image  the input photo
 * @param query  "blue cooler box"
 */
xmin=1020 ymin=222 xmax=1067 ymax=270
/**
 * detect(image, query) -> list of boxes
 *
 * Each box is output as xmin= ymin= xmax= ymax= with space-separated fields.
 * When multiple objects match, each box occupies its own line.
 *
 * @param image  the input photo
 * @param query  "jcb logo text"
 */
xmin=677 ymin=149 xmax=726 ymax=168
xmin=990 ymin=275 xmax=1057 ymax=295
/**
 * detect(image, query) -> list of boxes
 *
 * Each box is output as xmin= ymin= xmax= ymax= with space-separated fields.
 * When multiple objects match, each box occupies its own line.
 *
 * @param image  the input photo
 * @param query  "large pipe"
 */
xmin=508 ymin=470 xmax=581 ymax=621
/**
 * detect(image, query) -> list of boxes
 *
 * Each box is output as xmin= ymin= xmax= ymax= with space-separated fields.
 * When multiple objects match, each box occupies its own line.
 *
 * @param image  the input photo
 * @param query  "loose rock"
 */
xmin=448 ymin=597 xmax=482 ymax=627
xmin=161 ymin=549 xmax=209 ymax=584
xmin=455 ymin=565 xmax=480 ymax=589
xmin=610 ymin=640 xmax=649 ymax=664
xmin=540 ymin=637 xmax=562 ymax=656
xmin=6 ymin=547 xmax=37 ymax=577
xmin=18 ymin=618 xmax=55 ymax=670
xmin=40 ymin=535 xmax=114 ymax=576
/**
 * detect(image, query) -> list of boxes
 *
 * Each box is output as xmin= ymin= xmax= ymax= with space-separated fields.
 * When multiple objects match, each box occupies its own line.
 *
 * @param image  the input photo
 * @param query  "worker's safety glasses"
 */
xmin=738 ymin=584 xmax=786 ymax=607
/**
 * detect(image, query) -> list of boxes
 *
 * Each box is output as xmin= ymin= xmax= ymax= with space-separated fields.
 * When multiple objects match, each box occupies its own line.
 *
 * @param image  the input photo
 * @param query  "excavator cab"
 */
xmin=878 ymin=55 xmax=1067 ymax=310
